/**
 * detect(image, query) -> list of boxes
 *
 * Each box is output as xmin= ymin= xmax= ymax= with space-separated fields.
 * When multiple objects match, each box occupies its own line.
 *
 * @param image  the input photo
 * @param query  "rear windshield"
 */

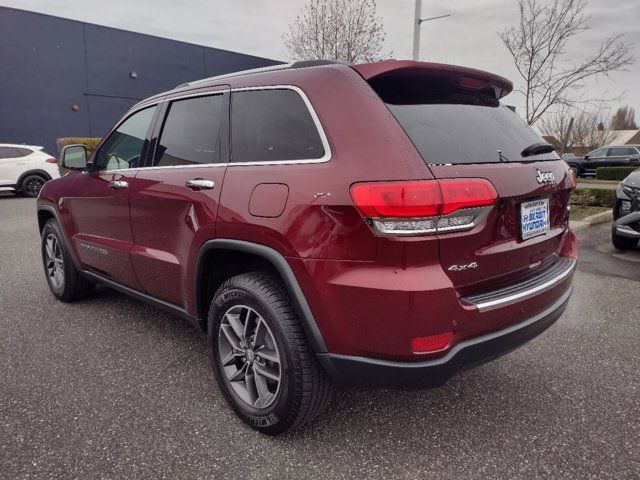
xmin=370 ymin=70 xmax=558 ymax=165
xmin=387 ymin=103 xmax=557 ymax=165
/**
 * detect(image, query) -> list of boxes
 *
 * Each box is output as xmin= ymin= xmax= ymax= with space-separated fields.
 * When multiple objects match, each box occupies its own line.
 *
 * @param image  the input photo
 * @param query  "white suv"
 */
xmin=0 ymin=144 xmax=60 ymax=197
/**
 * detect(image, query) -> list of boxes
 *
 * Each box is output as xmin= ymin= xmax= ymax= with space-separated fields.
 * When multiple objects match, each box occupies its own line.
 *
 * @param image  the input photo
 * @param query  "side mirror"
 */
xmin=61 ymin=144 xmax=88 ymax=171
xmin=584 ymin=154 xmax=590 ymax=160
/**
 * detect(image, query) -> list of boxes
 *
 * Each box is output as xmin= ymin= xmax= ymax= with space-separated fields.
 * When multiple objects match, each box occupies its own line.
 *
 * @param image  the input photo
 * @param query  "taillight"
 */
xmin=350 ymin=179 xmax=497 ymax=236
xmin=349 ymin=181 xmax=441 ymax=218
xmin=439 ymin=179 xmax=497 ymax=214
xmin=567 ymin=168 xmax=576 ymax=191
xmin=45 ymin=157 xmax=57 ymax=164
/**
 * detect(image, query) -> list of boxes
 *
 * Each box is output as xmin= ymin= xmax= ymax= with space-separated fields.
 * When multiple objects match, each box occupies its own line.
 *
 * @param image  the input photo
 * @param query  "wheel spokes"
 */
xmin=225 ymin=313 xmax=245 ymax=344
xmin=220 ymin=324 xmax=242 ymax=352
xmin=218 ymin=305 xmax=282 ymax=410
xmin=253 ymin=362 xmax=280 ymax=382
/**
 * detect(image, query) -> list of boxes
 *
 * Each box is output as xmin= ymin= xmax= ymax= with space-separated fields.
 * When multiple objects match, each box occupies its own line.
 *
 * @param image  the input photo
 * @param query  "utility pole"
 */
xmin=412 ymin=0 xmax=451 ymax=61
xmin=561 ymin=117 xmax=574 ymax=155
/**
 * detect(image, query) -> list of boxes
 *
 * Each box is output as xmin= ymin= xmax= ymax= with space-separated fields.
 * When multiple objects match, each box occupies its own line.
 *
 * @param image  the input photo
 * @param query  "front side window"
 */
xmin=587 ymin=147 xmax=607 ymax=158
xmin=95 ymin=106 xmax=157 ymax=171
xmin=154 ymin=94 xmax=228 ymax=167
xmin=231 ymin=89 xmax=325 ymax=163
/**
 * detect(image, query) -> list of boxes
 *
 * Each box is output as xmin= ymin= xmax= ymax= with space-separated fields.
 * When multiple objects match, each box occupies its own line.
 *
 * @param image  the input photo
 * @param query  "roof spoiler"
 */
xmin=351 ymin=60 xmax=513 ymax=99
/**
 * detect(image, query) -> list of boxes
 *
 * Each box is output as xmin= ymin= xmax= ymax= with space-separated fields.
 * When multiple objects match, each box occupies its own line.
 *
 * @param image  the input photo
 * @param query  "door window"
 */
xmin=231 ymin=89 xmax=325 ymax=163
xmin=607 ymin=147 xmax=632 ymax=156
xmin=587 ymin=147 xmax=607 ymax=157
xmin=154 ymin=94 xmax=228 ymax=167
xmin=94 ymin=106 xmax=157 ymax=171
xmin=0 ymin=147 xmax=20 ymax=159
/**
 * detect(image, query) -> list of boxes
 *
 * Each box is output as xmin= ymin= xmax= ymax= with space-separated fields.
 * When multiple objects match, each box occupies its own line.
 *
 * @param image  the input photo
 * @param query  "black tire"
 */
xmin=20 ymin=174 xmax=47 ymax=198
xmin=41 ymin=219 xmax=94 ymax=301
xmin=567 ymin=163 xmax=582 ymax=178
xmin=208 ymin=271 xmax=333 ymax=435
xmin=611 ymin=226 xmax=638 ymax=251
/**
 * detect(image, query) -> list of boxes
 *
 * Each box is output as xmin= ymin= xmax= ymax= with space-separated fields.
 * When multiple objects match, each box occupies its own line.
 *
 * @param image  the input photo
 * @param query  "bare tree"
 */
xmin=610 ymin=106 xmax=638 ymax=130
xmin=541 ymin=104 xmax=617 ymax=153
xmin=283 ymin=0 xmax=387 ymax=63
xmin=499 ymin=0 xmax=634 ymax=126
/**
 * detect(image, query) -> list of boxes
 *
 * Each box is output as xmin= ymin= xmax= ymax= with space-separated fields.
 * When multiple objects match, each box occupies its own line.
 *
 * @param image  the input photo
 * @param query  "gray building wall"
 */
xmin=0 ymin=7 xmax=282 ymax=154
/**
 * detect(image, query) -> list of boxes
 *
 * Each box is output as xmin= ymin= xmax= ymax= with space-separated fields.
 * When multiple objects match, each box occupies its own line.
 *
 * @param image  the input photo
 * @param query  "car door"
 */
xmin=65 ymin=104 xmax=159 ymax=289
xmin=0 ymin=146 xmax=22 ymax=185
xmin=128 ymin=87 xmax=230 ymax=309
xmin=583 ymin=147 xmax=607 ymax=174
xmin=605 ymin=147 xmax=632 ymax=167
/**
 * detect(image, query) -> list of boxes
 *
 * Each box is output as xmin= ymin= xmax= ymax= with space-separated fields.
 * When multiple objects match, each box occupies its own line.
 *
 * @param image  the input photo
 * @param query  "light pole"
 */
xmin=412 ymin=0 xmax=451 ymax=61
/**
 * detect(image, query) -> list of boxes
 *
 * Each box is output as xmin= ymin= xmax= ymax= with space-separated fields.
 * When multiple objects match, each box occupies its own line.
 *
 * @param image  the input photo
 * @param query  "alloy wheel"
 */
xmin=218 ymin=305 xmax=282 ymax=409
xmin=24 ymin=177 xmax=45 ymax=197
xmin=44 ymin=234 xmax=64 ymax=289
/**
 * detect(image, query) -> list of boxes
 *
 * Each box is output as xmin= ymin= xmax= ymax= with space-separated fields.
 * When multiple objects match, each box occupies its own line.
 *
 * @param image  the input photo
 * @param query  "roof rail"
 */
xmin=176 ymin=62 xmax=293 ymax=88
xmin=290 ymin=59 xmax=348 ymax=68
xmin=175 ymin=59 xmax=348 ymax=88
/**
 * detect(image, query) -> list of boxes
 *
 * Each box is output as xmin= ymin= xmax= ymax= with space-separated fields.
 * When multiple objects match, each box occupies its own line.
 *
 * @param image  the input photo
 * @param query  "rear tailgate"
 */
xmin=353 ymin=60 xmax=574 ymax=292
xmin=429 ymin=161 xmax=572 ymax=292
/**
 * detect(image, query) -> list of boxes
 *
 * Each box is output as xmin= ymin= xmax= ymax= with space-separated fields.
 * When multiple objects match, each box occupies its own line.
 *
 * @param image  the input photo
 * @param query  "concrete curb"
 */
xmin=569 ymin=210 xmax=613 ymax=232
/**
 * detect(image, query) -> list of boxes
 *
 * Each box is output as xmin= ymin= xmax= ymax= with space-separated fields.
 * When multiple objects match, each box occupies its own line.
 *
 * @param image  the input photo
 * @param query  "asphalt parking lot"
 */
xmin=1 ymin=194 xmax=639 ymax=479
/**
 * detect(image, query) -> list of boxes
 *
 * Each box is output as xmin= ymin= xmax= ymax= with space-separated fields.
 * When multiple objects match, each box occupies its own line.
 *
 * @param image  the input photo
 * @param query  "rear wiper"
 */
xmin=521 ymin=142 xmax=556 ymax=157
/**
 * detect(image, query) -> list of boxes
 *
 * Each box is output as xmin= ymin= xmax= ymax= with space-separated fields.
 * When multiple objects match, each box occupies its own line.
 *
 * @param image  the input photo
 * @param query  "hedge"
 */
xmin=571 ymin=187 xmax=616 ymax=208
xmin=56 ymin=137 xmax=101 ymax=175
xmin=595 ymin=166 xmax=639 ymax=181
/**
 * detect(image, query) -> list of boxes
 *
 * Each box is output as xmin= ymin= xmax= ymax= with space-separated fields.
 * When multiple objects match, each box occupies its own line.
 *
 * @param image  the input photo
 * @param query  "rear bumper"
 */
xmin=316 ymin=286 xmax=572 ymax=389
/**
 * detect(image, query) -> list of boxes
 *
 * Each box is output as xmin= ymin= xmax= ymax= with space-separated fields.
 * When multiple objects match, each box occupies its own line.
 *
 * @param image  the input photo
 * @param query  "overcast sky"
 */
xmin=2 ymin=0 xmax=639 ymax=123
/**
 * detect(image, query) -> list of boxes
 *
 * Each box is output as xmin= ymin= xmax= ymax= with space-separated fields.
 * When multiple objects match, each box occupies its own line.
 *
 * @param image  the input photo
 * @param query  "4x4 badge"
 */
xmin=448 ymin=262 xmax=478 ymax=272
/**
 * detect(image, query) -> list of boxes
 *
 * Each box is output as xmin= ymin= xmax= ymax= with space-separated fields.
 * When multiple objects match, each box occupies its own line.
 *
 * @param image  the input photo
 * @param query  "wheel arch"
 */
xmin=17 ymin=169 xmax=52 ymax=188
xmin=195 ymin=239 xmax=328 ymax=353
xmin=37 ymin=205 xmax=80 ymax=268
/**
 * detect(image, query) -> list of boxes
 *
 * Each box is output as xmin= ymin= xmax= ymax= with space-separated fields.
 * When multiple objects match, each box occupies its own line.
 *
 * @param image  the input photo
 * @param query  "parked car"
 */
xmin=0 ymin=144 xmax=60 ymax=197
xmin=612 ymin=168 xmax=640 ymax=250
xmin=566 ymin=145 xmax=640 ymax=177
xmin=37 ymin=60 xmax=578 ymax=435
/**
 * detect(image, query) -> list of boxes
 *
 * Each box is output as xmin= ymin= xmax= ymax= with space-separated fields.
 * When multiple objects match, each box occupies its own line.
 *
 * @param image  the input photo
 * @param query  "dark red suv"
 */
xmin=37 ymin=60 xmax=578 ymax=435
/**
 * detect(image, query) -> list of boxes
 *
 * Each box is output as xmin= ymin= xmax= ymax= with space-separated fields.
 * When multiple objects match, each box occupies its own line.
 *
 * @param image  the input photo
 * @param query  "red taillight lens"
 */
xmin=567 ymin=169 xmax=577 ymax=191
xmin=350 ymin=181 xmax=441 ymax=218
xmin=350 ymin=179 xmax=497 ymax=218
xmin=439 ymin=179 xmax=498 ymax=215
xmin=45 ymin=157 xmax=57 ymax=164
xmin=411 ymin=332 xmax=454 ymax=354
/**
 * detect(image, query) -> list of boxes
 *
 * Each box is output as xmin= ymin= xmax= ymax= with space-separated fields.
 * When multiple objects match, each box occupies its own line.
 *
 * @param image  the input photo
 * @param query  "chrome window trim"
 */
xmin=104 ymin=85 xmax=331 ymax=173
xmin=228 ymin=85 xmax=331 ymax=166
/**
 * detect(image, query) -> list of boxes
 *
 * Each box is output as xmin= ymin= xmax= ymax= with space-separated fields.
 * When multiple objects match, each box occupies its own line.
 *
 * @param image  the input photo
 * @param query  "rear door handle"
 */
xmin=108 ymin=180 xmax=129 ymax=189
xmin=185 ymin=179 xmax=215 ymax=190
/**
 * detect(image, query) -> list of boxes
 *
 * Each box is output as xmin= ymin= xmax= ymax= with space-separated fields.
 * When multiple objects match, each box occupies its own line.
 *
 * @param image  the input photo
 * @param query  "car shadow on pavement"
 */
xmin=84 ymin=285 xmax=563 ymax=447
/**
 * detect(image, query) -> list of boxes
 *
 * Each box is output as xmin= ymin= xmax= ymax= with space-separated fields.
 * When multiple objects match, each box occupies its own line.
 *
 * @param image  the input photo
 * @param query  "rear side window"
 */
xmin=371 ymin=73 xmax=557 ymax=165
xmin=155 ymin=94 xmax=228 ymax=167
xmin=608 ymin=147 xmax=634 ymax=156
xmin=0 ymin=147 xmax=30 ymax=158
xmin=231 ymin=89 xmax=324 ymax=163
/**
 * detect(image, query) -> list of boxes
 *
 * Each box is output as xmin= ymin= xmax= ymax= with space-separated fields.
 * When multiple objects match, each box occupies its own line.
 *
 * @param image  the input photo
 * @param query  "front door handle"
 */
xmin=185 ymin=179 xmax=215 ymax=190
xmin=109 ymin=180 xmax=129 ymax=189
